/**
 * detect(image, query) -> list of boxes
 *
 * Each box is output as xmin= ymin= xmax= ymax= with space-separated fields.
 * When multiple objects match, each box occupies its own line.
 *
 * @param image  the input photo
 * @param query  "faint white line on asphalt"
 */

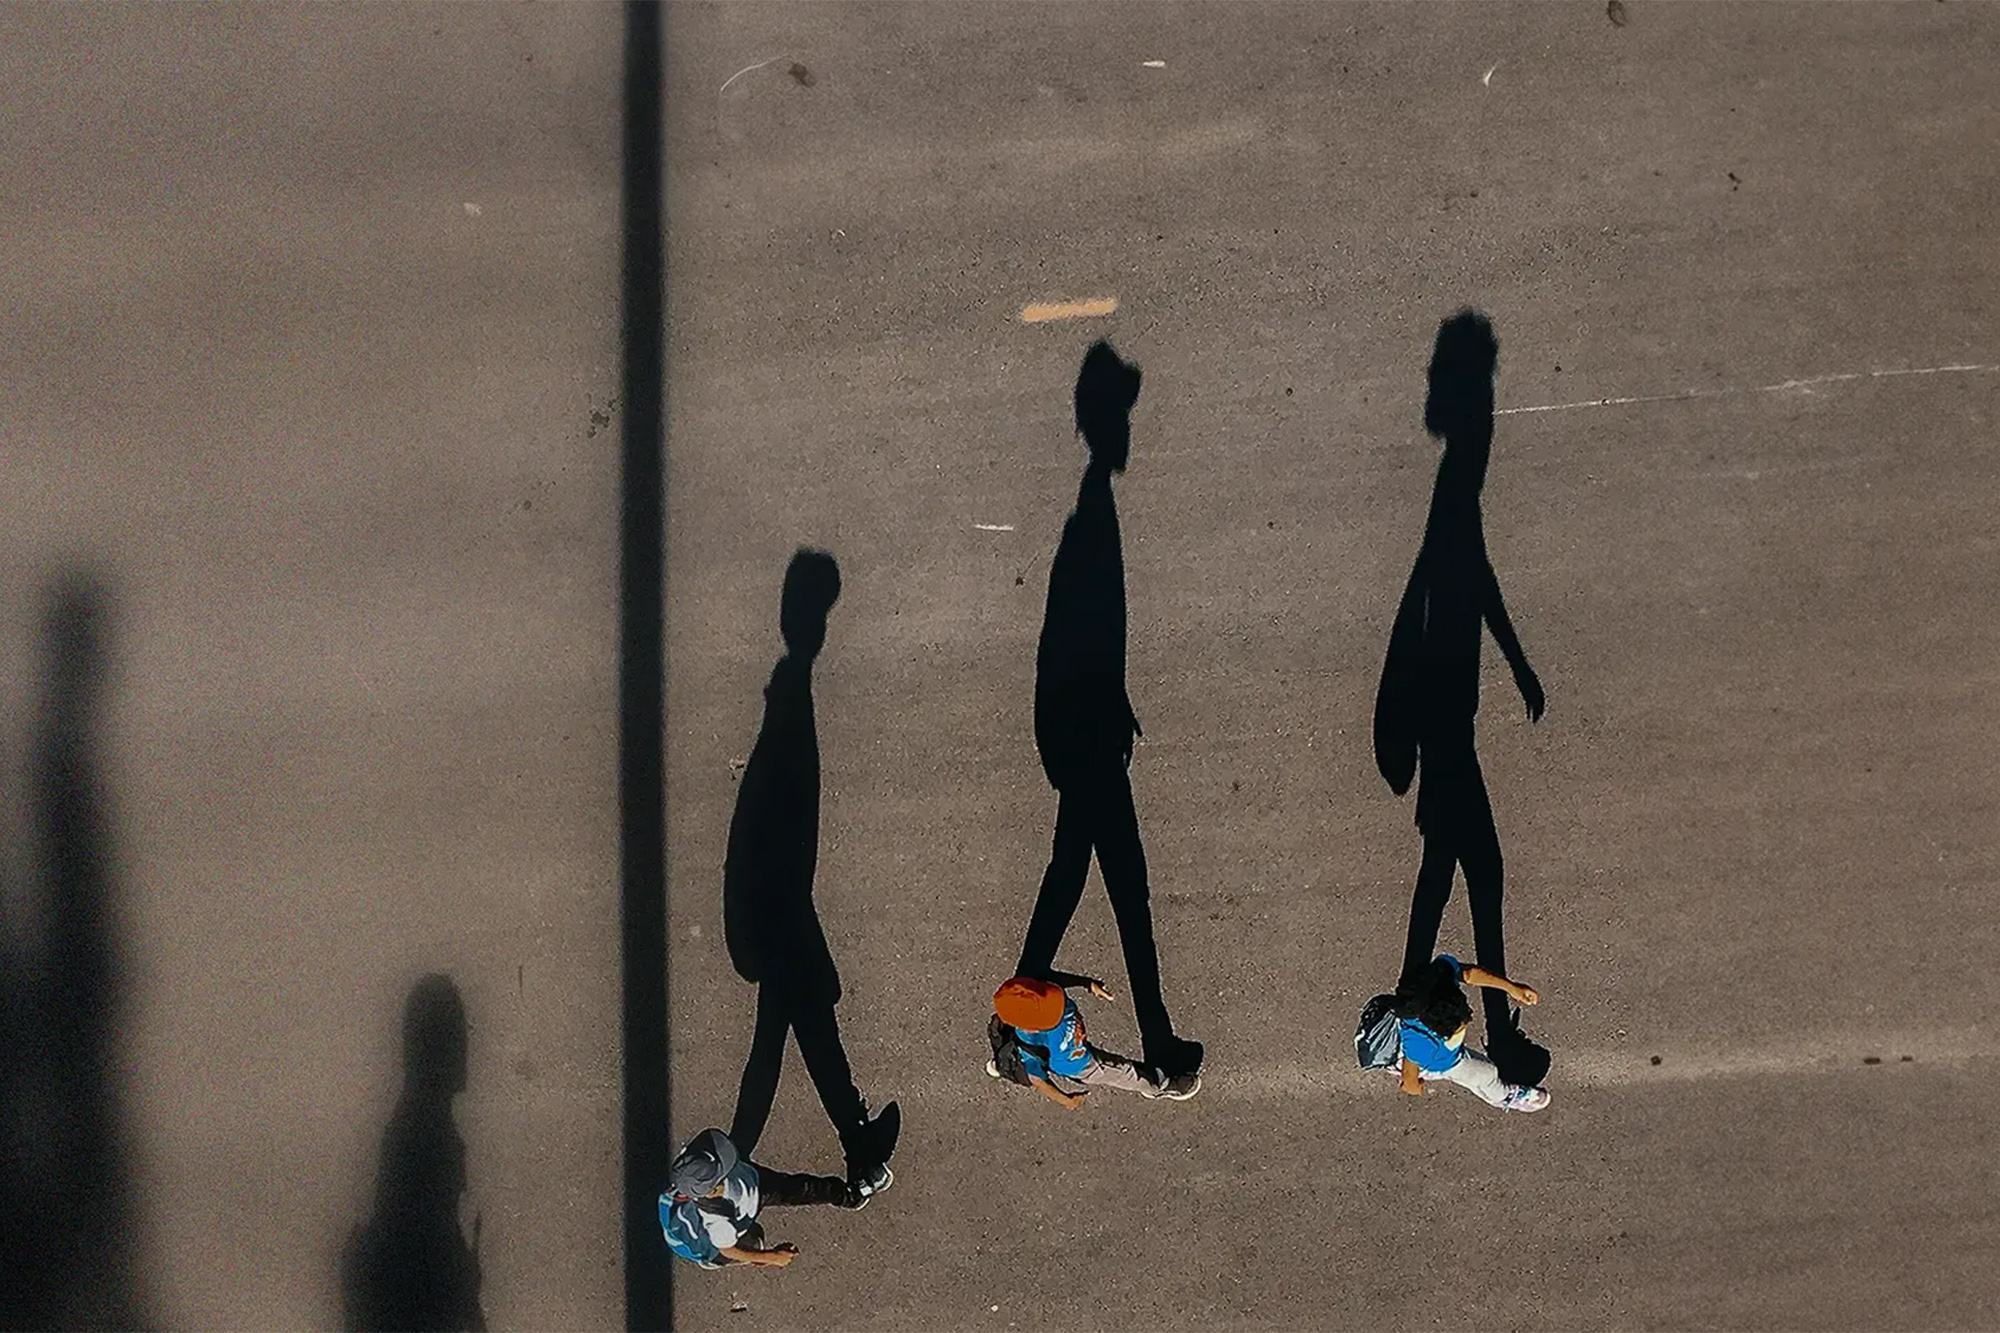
xmin=1481 ymin=62 xmax=1499 ymax=87
xmin=718 ymin=56 xmax=786 ymax=94
xmin=1498 ymin=361 xmax=2000 ymax=416
xmin=973 ymin=523 xmax=1016 ymax=531
xmin=1021 ymin=297 xmax=1119 ymax=323
xmin=1142 ymin=60 xmax=1167 ymax=68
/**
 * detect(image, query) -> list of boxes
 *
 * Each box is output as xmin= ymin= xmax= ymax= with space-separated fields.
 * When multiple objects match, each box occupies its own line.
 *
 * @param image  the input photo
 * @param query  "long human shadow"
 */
xmin=1015 ymin=341 xmax=1202 ymax=1078
xmin=1374 ymin=311 xmax=1551 ymax=1087
xmin=341 ymin=976 xmax=485 ymax=1332
xmin=724 ymin=549 xmax=898 ymax=1181
xmin=0 ymin=573 xmax=146 ymax=1331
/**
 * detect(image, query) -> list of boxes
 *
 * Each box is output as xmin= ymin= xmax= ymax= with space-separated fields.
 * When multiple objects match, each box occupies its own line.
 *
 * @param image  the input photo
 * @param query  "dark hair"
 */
xmin=1394 ymin=958 xmax=1472 ymax=1037
xmin=1423 ymin=310 xmax=1499 ymax=439
xmin=779 ymin=547 xmax=841 ymax=657
xmin=1074 ymin=340 xmax=1142 ymax=445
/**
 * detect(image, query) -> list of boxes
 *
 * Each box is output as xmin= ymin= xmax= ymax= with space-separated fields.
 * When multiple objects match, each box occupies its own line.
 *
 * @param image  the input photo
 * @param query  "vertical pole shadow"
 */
xmin=1374 ymin=311 xmax=1550 ymax=1089
xmin=618 ymin=1 xmax=669 ymax=1329
xmin=0 ymin=572 xmax=145 ymax=1331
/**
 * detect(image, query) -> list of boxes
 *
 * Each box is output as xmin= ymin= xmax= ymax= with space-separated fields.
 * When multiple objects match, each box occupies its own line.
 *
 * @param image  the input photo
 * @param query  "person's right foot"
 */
xmin=1501 ymin=1085 xmax=1551 ymax=1113
xmin=1158 ymin=1070 xmax=1201 ymax=1101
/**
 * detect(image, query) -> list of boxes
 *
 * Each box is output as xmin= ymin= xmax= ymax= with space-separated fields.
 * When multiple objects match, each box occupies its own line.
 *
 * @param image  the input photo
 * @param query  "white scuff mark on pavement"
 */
xmin=1497 ymin=360 xmax=2000 ymax=417
xmin=1142 ymin=59 xmax=1167 ymax=68
xmin=973 ymin=523 xmax=1016 ymax=532
xmin=1481 ymin=62 xmax=1499 ymax=87
xmin=719 ymin=55 xmax=786 ymax=94
xmin=1021 ymin=296 xmax=1118 ymax=323
xmin=462 ymin=202 xmax=483 ymax=216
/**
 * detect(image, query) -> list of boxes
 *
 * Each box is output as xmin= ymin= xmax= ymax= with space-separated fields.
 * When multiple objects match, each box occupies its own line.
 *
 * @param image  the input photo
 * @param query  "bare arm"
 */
xmin=1029 ymin=1075 xmax=1086 ymax=1110
xmin=1038 ymin=970 xmax=1113 ymax=998
xmin=1399 ymin=1058 xmax=1424 ymax=1096
xmin=721 ymin=1243 xmax=797 ymax=1269
xmin=1460 ymin=964 xmax=1539 ymax=1005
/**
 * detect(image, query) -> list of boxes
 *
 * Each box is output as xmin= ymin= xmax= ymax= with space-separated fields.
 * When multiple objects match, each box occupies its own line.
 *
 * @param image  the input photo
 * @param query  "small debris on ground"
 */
xmin=787 ymin=62 xmax=815 ymax=86
xmin=1649 ymin=1055 xmax=1662 ymax=1065
xmin=1608 ymin=0 xmax=1629 ymax=26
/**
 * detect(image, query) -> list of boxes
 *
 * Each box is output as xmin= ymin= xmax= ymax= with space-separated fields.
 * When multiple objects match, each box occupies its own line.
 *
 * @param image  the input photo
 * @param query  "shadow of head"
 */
xmin=1076 ymin=339 xmax=1142 ymax=473
xmin=403 ymin=975 xmax=468 ymax=1099
xmin=41 ymin=573 xmax=110 ymax=706
xmin=1423 ymin=310 xmax=1499 ymax=449
xmin=779 ymin=547 xmax=841 ymax=661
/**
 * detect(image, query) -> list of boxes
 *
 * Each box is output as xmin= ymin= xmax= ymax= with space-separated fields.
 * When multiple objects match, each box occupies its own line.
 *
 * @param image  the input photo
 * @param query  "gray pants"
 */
xmin=1419 ymin=1047 xmax=1516 ymax=1106
xmin=1070 ymin=1048 xmax=1170 ymax=1097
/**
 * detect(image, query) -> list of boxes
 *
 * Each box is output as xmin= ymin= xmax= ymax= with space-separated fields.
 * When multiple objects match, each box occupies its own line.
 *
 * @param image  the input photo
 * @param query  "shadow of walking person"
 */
xmin=341 ymin=976 xmax=485 ymax=1333
xmin=1375 ymin=312 xmax=1551 ymax=1087
xmin=723 ymin=549 xmax=899 ymax=1190
xmin=1016 ymin=341 xmax=1203 ymax=1079
xmin=0 ymin=573 xmax=147 ymax=1331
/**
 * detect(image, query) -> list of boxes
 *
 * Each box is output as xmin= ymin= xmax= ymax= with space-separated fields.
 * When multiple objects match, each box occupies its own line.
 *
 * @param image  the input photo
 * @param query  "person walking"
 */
xmin=989 ymin=975 xmax=1199 ymax=1107
xmin=1394 ymin=955 xmax=1550 ymax=1112
xmin=658 ymin=1128 xmax=883 ymax=1271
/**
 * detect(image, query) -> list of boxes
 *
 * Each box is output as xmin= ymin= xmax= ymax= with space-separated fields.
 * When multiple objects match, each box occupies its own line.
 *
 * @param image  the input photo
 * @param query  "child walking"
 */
xmin=990 ymin=974 xmax=1200 ymax=1107
xmin=1396 ymin=955 xmax=1551 ymax=1112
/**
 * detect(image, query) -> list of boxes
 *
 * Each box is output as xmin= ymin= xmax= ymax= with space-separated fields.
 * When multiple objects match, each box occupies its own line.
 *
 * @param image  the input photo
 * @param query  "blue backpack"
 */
xmin=1355 ymin=993 xmax=1402 ymax=1070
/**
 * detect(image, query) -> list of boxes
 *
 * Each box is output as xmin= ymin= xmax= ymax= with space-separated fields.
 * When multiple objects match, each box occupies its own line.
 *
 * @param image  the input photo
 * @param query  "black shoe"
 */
xmin=841 ymin=1162 xmax=892 ymax=1209
xmin=1145 ymin=1035 xmax=1204 ymax=1078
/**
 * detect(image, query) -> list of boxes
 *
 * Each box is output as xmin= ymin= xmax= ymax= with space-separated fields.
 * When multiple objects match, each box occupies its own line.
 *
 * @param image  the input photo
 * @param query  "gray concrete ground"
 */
xmin=3 ymin=1 xmax=1998 ymax=1329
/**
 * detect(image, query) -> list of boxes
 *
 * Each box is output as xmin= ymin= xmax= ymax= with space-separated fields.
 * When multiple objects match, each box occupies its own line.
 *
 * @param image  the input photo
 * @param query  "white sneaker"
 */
xmin=1502 ymin=1085 xmax=1551 ymax=1113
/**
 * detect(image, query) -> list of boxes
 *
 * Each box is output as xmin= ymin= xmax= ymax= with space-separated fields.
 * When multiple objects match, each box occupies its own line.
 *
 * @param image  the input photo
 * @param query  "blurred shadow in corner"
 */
xmin=0 ymin=573 xmax=147 ymax=1331
xmin=723 ymin=549 xmax=898 ymax=1183
xmin=341 ymin=976 xmax=485 ymax=1332
xmin=1374 ymin=311 xmax=1551 ymax=1088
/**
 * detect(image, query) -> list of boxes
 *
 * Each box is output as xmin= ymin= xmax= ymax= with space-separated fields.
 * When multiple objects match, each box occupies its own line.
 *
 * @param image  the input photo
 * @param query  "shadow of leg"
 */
xmin=788 ymin=999 xmax=874 ymax=1173
xmin=1016 ymin=790 xmax=1093 ymax=977
xmin=1401 ymin=834 xmax=1459 ymax=988
xmin=1093 ymin=770 xmax=1174 ymax=1055
xmin=728 ymin=984 xmax=791 ymax=1159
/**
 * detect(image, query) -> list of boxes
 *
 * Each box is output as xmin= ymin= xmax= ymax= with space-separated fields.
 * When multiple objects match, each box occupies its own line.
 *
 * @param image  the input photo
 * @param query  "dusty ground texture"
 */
xmin=2 ymin=1 xmax=1997 ymax=1329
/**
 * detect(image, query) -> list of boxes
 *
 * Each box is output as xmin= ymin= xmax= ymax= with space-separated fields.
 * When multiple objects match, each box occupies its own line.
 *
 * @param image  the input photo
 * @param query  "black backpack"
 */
xmin=988 ymin=1013 xmax=1063 ymax=1089
xmin=1355 ymin=993 xmax=1402 ymax=1070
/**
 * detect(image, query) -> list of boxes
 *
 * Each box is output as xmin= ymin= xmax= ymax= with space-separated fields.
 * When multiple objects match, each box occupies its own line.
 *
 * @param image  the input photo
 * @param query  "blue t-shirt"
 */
xmin=1398 ymin=954 xmax=1468 ymax=1072
xmin=659 ymin=1160 xmax=762 ymax=1267
xmin=1013 ymin=997 xmax=1094 ymax=1080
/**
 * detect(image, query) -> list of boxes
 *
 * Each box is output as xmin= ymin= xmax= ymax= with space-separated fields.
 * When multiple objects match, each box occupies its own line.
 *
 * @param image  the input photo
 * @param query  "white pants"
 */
xmin=1419 ymin=1047 xmax=1511 ymax=1107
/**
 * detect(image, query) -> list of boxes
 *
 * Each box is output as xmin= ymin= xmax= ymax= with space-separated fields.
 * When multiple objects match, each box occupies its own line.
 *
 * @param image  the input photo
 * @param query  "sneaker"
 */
xmin=845 ymin=1161 xmax=892 ymax=1208
xmin=985 ymin=1060 xmax=1002 ymax=1079
xmin=1501 ymin=1085 xmax=1551 ymax=1113
xmin=1158 ymin=1070 xmax=1202 ymax=1101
